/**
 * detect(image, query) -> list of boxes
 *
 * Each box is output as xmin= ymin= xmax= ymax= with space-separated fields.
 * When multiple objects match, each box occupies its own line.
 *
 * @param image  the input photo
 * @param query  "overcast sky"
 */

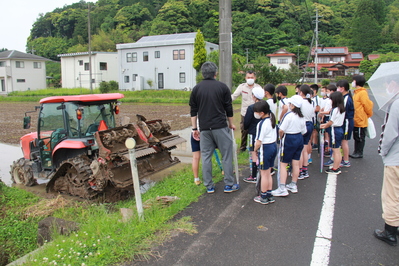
xmin=1 ymin=0 xmax=96 ymax=52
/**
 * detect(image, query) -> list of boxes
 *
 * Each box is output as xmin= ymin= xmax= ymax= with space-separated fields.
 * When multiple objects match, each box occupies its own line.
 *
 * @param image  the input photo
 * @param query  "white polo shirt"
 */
xmin=279 ymin=112 xmax=307 ymax=135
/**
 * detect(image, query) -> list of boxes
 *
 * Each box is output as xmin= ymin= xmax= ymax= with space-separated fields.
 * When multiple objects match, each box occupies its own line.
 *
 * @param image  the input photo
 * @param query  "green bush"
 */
xmin=321 ymin=79 xmax=331 ymax=86
xmin=99 ymin=81 xmax=110 ymax=93
xmin=335 ymin=76 xmax=352 ymax=83
xmin=109 ymin=80 xmax=119 ymax=91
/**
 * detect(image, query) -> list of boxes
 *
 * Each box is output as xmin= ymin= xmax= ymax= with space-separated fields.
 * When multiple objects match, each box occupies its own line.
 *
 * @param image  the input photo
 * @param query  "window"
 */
xmin=143 ymin=51 xmax=149 ymax=62
xmin=16 ymin=61 xmax=24 ymax=68
xmin=99 ymin=62 xmax=107 ymax=70
xmin=78 ymin=60 xmax=83 ymax=66
xmin=84 ymin=63 xmax=90 ymax=71
xmin=33 ymin=62 xmax=41 ymax=69
xmin=333 ymin=57 xmax=342 ymax=62
xmin=132 ymin=74 xmax=138 ymax=81
xmin=277 ymin=59 xmax=288 ymax=64
xmin=124 ymin=76 xmax=130 ymax=83
xmin=158 ymin=73 xmax=164 ymax=89
xmin=0 ymin=61 xmax=5 ymax=67
xmin=126 ymin=53 xmax=132 ymax=62
xmin=155 ymin=51 xmax=160 ymax=58
xmin=318 ymin=57 xmax=329 ymax=63
xmin=173 ymin=50 xmax=179 ymax=60
xmin=17 ymin=79 xmax=26 ymax=83
xmin=132 ymin=52 xmax=137 ymax=62
xmin=179 ymin=72 xmax=186 ymax=83
xmin=179 ymin=49 xmax=185 ymax=60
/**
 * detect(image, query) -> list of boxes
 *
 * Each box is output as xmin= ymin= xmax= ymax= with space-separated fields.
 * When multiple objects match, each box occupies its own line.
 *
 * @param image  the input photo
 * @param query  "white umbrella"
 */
xmin=367 ymin=61 xmax=399 ymax=112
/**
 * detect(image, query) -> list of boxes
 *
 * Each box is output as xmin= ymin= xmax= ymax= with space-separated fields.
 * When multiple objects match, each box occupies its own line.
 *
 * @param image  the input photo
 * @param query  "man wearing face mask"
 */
xmin=232 ymin=71 xmax=263 ymax=152
xmin=350 ymin=75 xmax=373 ymax=159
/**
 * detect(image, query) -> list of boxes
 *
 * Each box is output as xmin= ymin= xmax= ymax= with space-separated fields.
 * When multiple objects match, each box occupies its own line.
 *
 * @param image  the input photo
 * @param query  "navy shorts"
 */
xmin=248 ymin=134 xmax=256 ymax=151
xmin=302 ymin=121 xmax=314 ymax=145
xmin=191 ymin=134 xmax=200 ymax=152
xmin=341 ymin=118 xmax=354 ymax=140
xmin=281 ymin=133 xmax=304 ymax=163
xmin=327 ymin=127 xmax=344 ymax=148
xmin=258 ymin=143 xmax=277 ymax=170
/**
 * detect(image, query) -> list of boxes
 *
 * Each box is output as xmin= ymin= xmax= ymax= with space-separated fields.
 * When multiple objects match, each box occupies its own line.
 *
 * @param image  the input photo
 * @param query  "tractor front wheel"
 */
xmin=9 ymin=158 xmax=36 ymax=186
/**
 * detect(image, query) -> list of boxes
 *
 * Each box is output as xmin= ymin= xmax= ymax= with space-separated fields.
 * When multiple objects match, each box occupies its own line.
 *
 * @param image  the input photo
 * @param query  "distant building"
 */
xmin=267 ymin=49 xmax=297 ymax=70
xmin=0 ymin=50 xmax=49 ymax=94
xmin=116 ymin=32 xmax=219 ymax=91
xmin=368 ymin=54 xmax=380 ymax=60
xmin=307 ymin=47 xmax=364 ymax=78
xmin=57 ymin=52 xmax=118 ymax=89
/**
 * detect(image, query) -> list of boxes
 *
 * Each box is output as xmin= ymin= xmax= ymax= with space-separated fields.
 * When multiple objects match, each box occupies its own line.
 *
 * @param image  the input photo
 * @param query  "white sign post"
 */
xmin=125 ymin=138 xmax=144 ymax=221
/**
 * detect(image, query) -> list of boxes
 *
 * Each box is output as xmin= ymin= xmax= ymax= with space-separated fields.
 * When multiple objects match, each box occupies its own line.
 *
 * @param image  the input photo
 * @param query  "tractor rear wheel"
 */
xmin=10 ymin=158 xmax=36 ymax=186
xmin=52 ymin=156 xmax=96 ymax=199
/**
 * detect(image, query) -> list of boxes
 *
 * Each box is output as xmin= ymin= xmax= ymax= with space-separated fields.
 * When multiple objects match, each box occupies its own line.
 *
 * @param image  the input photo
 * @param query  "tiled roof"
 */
xmin=0 ymin=50 xmax=49 ymax=61
xmin=58 ymin=51 xmax=117 ymax=57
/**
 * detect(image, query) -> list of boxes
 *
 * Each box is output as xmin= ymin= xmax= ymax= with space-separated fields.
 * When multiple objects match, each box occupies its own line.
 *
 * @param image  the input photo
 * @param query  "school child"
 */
xmin=337 ymin=80 xmax=354 ymax=167
xmin=310 ymin=84 xmax=321 ymax=151
xmin=272 ymin=95 xmax=307 ymax=196
xmin=319 ymin=85 xmax=337 ymax=162
xmin=264 ymin=84 xmax=277 ymax=119
xmin=320 ymin=92 xmax=346 ymax=174
xmin=252 ymin=100 xmax=277 ymax=204
xmin=298 ymin=85 xmax=315 ymax=179
xmin=243 ymin=87 xmax=265 ymax=183
xmin=276 ymin=85 xmax=289 ymax=123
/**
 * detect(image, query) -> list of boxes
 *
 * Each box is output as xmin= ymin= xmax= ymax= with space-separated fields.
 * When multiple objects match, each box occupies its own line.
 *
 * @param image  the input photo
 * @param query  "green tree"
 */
xmin=27 ymin=37 xmax=70 ymax=61
xmin=152 ymin=0 xmax=192 ymax=33
xmin=46 ymin=61 xmax=61 ymax=87
xmin=193 ymin=30 xmax=207 ymax=72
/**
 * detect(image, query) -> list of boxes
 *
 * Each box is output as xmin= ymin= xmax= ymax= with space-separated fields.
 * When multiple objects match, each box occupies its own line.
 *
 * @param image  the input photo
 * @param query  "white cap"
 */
xmin=252 ymin=87 xmax=264 ymax=100
xmin=290 ymin=95 xmax=303 ymax=108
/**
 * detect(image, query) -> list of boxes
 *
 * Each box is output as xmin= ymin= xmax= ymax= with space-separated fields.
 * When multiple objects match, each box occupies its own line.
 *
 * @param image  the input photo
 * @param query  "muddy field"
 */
xmin=0 ymin=102 xmax=192 ymax=145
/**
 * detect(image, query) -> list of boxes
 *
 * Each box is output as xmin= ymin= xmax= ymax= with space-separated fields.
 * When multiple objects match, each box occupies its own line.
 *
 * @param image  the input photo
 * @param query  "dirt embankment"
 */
xmin=0 ymin=102 xmax=192 ymax=145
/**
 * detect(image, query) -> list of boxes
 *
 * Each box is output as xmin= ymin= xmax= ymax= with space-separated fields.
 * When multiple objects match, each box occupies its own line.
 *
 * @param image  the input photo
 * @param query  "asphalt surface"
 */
xmin=127 ymin=95 xmax=399 ymax=266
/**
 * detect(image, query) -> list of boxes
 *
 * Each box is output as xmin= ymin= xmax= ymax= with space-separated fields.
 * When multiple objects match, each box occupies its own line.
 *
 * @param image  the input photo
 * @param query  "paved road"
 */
xmin=128 ymin=97 xmax=399 ymax=266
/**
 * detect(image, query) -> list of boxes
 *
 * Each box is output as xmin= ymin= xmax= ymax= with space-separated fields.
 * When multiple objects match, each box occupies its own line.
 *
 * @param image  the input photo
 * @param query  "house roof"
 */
xmin=116 ymin=32 xmax=218 ymax=49
xmin=267 ymin=48 xmax=296 ymax=57
xmin=311 ymin=47 xmax=349 ymax=55
xmin=368 ymin=54 xmax=380 ymax=60
xmin=57 ymin=51 xmax=117 ymax=57
xmin=0 ymin=50 xmax=49 ymax=61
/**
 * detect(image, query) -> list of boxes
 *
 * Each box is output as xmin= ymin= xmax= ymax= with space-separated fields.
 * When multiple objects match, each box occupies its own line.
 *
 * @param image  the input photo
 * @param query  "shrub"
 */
xmin=321 ymin=79 xmax=330 ymax=86
xmin=99 ymin=81 xmax=110 ymax=93
xmin=109 ymin=80 xmax=119 ymax=91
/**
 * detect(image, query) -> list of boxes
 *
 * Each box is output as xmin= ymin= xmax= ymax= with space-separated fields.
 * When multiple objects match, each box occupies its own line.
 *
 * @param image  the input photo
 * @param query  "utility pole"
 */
xmin=245 ymin=48 xmax=249 ymax=65
xmin=297 ymin=45 xmax=300 ymax=67
xmin=88 ymin=3 xmax=93 ymax=93
xmin=219 ymin=0 xmax=232 ymax=90
xmin=313 ymin=9 xmax=321 ymax=85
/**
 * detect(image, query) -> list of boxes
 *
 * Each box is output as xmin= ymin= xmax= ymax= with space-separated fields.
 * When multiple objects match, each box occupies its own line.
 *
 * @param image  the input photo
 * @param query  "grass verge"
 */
xmin=1 ymin=149 xmax=248 ymax=266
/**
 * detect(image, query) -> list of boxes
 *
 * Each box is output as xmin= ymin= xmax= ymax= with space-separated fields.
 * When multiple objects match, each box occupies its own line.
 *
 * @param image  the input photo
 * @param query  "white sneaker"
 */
xmin=286 ymin=182 xmax=298 ymax=193
xmin=272 ymin=186 xmax=289 ymax=197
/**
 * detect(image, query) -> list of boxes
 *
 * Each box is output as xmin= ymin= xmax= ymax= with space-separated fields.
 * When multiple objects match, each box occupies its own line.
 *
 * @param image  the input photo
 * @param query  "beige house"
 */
xmin=267 ymin=48 xmax=297 ymax=70
xmin=57 ymin=52 xmax=118 ymax=89
xmin=0 ymin=50 xmax=49 ymax=94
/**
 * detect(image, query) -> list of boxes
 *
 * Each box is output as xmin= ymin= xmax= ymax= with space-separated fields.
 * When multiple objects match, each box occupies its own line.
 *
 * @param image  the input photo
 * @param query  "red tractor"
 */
xmin=10 ymin=93 xmax=185 ymax=200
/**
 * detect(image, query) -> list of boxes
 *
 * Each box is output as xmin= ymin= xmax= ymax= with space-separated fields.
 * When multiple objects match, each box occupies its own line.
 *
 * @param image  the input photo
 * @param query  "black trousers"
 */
xmin=353 ymin=127 xmax=367 ymax=155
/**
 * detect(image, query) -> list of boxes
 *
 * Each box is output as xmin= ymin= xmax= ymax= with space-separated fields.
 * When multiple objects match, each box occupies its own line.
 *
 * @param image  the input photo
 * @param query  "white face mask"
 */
xmin=254 ymin=113 xmax=261 ymax=119
xmin=326 ymin=93 xmax=330 ymax=97
xmin=246 ymin=79 xmax=255 ymax=85
xmin=320 ymin=92 xmax=326 ymax=97
xmin=352 ymin=81 xmax=356 ymax=88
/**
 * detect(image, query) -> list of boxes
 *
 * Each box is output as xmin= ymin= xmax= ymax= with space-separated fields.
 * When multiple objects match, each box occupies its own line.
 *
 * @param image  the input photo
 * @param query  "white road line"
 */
xmin=310 ymin=173 xmax=338 ymax=266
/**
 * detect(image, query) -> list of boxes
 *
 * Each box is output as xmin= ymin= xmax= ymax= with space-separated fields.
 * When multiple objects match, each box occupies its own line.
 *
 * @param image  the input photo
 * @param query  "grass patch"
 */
xmin=1 ymin=151 xmax=236 ymax=265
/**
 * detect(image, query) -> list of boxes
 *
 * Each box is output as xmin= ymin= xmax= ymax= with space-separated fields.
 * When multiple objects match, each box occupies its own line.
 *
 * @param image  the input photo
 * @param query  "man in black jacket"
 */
xmin=189 ymin=61 xmax=238 ymax=193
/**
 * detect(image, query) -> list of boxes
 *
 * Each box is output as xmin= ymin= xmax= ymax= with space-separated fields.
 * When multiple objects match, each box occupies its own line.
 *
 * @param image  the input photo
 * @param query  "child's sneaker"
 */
xmin=298 ymin=170 xmax=309 ymax=180
xmin=340 ymin=160 xmax=351 ymax=167
xmin=253 ymin=196 xmax=269 ymax=205
xmin=243 ymin=175 xmax=257 ymax=183
xmin=224 ymin=184 xmax=240 ymax=193
xmin=272 ymin=186 xmax=289 ymax=197
xmin=286 ymin=182 xmax=298 ymax=193
xmin=207 ymin=186 xmax=215 ymax=193
xmin=308 ymin=158 xmax=313 ymax=164
xmin=312 ymin=144 xmax=318 ymax=150
xmin=325 ymin=168 xmax=341 ymax=174
xmin=324 ymin=159 xmax=334 ymax=167
xmin=267 ymin=196 xmax=276 ymax=203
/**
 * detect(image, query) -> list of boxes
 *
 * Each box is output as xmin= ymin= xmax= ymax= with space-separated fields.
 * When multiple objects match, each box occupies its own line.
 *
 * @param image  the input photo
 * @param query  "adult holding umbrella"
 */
xmin=368 ymin=62 xmax=399 ymax=246
xmin=350 ymin=75 xmax=373 ymax=159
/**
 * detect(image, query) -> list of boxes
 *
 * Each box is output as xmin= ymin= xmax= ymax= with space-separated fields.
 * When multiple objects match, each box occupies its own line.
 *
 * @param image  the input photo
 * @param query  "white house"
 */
xmin=116 ymin=32 xmax=219 ymax=91
xmin=267 ymin=48 xmax=296 ymax=70
xmin=0 ymin=50 xmax=49 ymax=94
xmin=57 ymin=52 xmax=118 ymax=89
